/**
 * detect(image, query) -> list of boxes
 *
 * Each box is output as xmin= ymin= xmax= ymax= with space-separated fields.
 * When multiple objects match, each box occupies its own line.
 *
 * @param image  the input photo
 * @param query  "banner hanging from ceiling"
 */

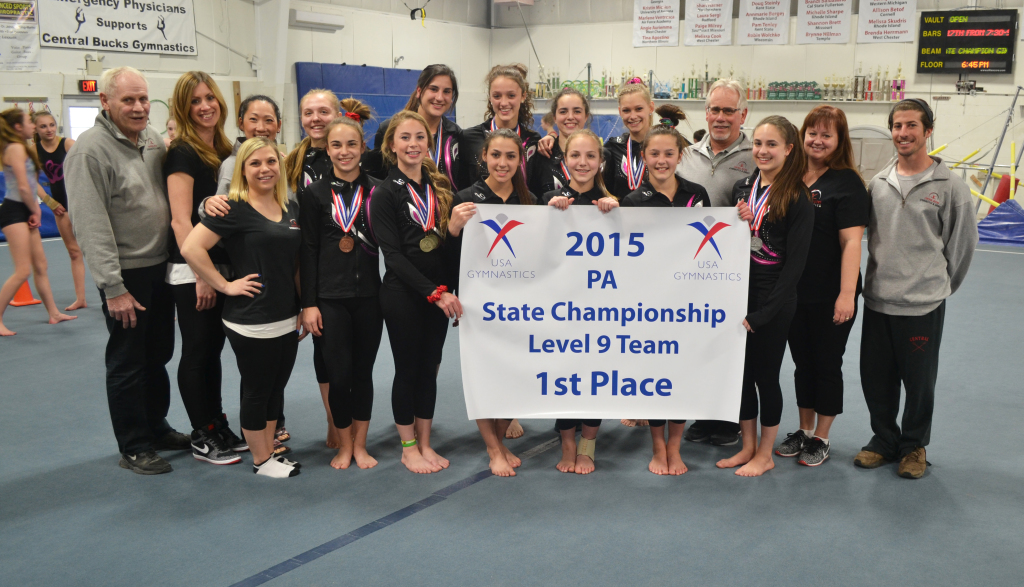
xmin=0 ymin=1 xmax=41 ymax=71
xmin=633 ymin=0 xmax=681 ymax=47
xmin=37 ymin=0 xmax=197 ymax=56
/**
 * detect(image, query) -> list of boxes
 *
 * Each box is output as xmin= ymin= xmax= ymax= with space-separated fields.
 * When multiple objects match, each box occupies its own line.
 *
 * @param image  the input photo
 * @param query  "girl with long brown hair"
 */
xmin=372 ymin=110 xmax=460 ymax=475
xmin=717 ymin=115 xmax=814 ymax=477
xmin=0 ymin=108 xmax=76 ymax=335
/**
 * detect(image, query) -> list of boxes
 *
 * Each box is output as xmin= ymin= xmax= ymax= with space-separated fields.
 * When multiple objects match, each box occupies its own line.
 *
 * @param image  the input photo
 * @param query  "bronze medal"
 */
xmin=419 ymin=233 xmax=440 ymax=252
xmin=339 ymin=235 xmax=355 ymax=253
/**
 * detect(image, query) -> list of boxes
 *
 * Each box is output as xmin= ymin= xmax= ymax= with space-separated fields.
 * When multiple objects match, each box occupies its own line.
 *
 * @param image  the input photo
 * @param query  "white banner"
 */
xmin=738 ymin=0 xmax=789 ymax=45
xmin=856 ymin=0 xmax=914 ymax=43
xmin=683 ymin=0 xmax=733 ymax=46
xmin=633 ymin=0 xmax=680 ymax=47
xmin=0 ymin=1 xmax=41 ymax=71
xmin=458 ymin=206 xmax=749 ymax=421
xmin=797 ymin=0 xmax=851 ymax=44
xmin=37 ymin=0 xmax=197 ymax=55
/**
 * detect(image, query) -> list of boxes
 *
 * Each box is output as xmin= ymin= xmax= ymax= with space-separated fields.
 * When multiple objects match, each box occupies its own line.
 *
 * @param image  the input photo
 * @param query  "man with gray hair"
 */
xmin=65 ymin=66 xmax=189 ymax=475
xmin=677 ymin=78 xmax=755 ymax=446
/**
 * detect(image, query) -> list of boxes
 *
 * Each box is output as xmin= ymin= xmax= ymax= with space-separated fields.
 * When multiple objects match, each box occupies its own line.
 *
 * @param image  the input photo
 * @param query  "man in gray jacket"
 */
xmin=676 ymin=79 xmax=755 ymax=446
xmin=65 ymin=66 xmax=189 ymax=475
xmin=855 ymin=99 xmax=977 ymax=479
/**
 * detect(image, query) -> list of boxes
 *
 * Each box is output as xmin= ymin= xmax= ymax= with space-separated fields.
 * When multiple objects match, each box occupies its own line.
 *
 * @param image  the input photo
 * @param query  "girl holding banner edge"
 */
xmin=372 ymin=110 xmax=460 ymax=475
xmin=719 ymin=115 xmax=813 ymax=477
xmin=298 ymin=101 xmax=384 ymax=471
xmin=447 ymin=129 xmax=538 ymax=477
xmin=620 ymin=108 xmax=711 ymax=475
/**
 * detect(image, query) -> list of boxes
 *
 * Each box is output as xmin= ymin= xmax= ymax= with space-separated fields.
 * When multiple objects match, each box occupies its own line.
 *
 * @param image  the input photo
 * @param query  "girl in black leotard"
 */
xmin=33 ymin=111 xmax=87 ymax=310
xmin=535 ymin=86 xmax=592 ymax=194
xmin=603 ymin=79 xmax=658 ymax=199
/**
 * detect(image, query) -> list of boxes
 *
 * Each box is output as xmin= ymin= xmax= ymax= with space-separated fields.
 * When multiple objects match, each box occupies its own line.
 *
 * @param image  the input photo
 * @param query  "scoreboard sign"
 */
xmin=918 ymin=9 xmax=1018 ymax=74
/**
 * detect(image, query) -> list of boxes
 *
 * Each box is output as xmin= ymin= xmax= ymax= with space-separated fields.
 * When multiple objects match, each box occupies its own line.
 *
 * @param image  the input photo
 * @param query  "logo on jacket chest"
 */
xmin=730 ymin=161 xmax=749 ymax=174
xmin=811 ymin=189 xmax=822 ymax=207
xmin=922 ymin=192 xmax=941 ymax=207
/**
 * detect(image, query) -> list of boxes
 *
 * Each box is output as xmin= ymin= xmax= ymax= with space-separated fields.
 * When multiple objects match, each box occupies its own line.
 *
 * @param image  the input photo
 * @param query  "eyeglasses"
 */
xmin=706 ymin=107 xmax=741 ymax=116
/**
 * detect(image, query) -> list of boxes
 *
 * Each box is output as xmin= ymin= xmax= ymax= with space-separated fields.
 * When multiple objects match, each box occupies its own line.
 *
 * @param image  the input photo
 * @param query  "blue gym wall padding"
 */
xmin=978 ymin=199 xmax=1024 ymax=248
xmin=384 ymin=69 xmax=421 ymax=96
xmin=294 ymin=62 xmax=323 ymax=103
xmin=0 ymin=171 xmax=60 ymax=242
xmin=323 ymin=64 xmax=385 ymax=95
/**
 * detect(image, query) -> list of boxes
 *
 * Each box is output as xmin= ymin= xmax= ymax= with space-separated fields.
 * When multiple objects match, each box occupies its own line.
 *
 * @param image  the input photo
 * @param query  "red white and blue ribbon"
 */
xmin=559 ymin=159 xmax=570 ymax=185
xmin=331 ymin=185 xmax=362 ymax=233
xmin=625 ymin=139 xmax=645 ymax=191
xmin=406 ymin=183 xmax=436 ymax=232
xmin=748 ymin=174 xmax=771 ymax=232
xmin=431 ymin=123 xmax=443 ymax=167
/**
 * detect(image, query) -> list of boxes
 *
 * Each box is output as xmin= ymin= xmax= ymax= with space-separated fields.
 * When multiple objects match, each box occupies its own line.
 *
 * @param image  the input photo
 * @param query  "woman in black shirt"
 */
xmin=182 ymin=137 xmax=305 ymax=479
xmin=372 ymin=110 xmax=461 ymax=475
xmin=164 ymin=71 xmax=241 ymax=464
xmin=775 ymin=106 xmax=869 ymax=467
xmin=298 ymin=100 xmax=384 ymax=471
xmin=448 ymin=128 xmax=536 ymax=477
xmin=718 ymin=116 xmax=813 ymax=478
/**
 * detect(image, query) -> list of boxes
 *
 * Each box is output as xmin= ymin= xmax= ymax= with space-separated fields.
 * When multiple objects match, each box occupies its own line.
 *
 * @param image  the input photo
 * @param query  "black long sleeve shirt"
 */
xmin=363 ymin=115 xmax=461 ymax=189
xmin=541 ymin=184 xmax=610 ymax=206
xmin=620 ymin=176 xmax=710 ymax=208
xmin=602 ymin=132 xmax=645 ymax=199
xmin=458 ymin=120 xmax=544 ymax=197
xmin=298 ymin=170 xmax=382 ymax=307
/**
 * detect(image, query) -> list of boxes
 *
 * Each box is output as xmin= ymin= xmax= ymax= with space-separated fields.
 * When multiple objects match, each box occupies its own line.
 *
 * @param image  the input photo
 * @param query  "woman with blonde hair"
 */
xmin=164 ymin=71 xmax=242 ymax=465
xmin=0 ymin=108 xmax=76 ymax=335
xmin=603 ymin=79 xmax=658 ymax=199
xmin=372 ymin=110 xmax=461 ymax=474
xmin=181 ymin=137 xmax=306 ymax=479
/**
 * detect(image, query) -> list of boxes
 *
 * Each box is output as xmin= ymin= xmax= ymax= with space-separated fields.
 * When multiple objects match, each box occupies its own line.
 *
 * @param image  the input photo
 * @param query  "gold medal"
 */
xmin=419 ymin=233 xmax=441 ymax=252
xmin=339 ymin=235 xmax=355 ymax=253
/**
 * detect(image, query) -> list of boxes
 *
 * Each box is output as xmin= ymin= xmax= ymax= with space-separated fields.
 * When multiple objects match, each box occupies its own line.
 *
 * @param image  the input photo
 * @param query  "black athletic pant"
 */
xmin=648 ymin=420 xmax=685 ymax=427
xmin=859 ymin=302 xmax=945 ymax=460
xmin=99 ymin=263 xmax=176 ymax=455
xmin=788 ymin=301 xmax=857 ymax=417
xmin=556 ymin=419 xmax=602 ymax=431
xmin=319 ymin=296 xmax=383 ymax=428
xmin=171 ymin=283 xmax=225 ymax=430
xmin=381 ymin=287 xmax=448 ymax=426
xmin=739 ymin=301 xmax=797 ymax=427
xmin=224 ymin=328 xmax=299 ymax=431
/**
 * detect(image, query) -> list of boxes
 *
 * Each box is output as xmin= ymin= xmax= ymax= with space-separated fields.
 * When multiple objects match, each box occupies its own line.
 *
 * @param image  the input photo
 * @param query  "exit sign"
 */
xmin=79 ymin=79 xmax=97 ymax=93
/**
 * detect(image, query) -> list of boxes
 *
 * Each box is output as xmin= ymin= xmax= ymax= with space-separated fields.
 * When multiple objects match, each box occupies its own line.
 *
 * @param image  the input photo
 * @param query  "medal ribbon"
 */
xmin=748 ymin=174 xmax=771 ymax=232
xmin=331 ymin=185 xmax=362 ymax=233
xmin=406 ymin=183 xmax=436 ymax=232
xmin=559 ymin=159 xmax=570 ymax=185
xmin=625 ymin=139 xmax=646 ymax=191
xmin=489 ymin=119 xmax=528 ymax=182
xmin=431 ymin=123 xmax=443 ymax=167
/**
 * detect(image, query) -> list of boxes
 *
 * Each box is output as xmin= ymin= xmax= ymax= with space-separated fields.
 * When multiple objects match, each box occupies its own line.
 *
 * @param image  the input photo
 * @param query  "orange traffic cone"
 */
xmin=10 ymin=281 xmax=41 ymax=306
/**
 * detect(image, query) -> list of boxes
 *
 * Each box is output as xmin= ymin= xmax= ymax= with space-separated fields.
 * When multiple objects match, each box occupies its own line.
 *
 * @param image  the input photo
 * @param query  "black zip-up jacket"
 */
xmin=541 ymin=184 xmax=610 ymax=206
xmin=620 ymin=176 xmax=710 ymax=207
xmin=730 ymin=172 xmax=814 ymax=330
xmin=363 ymin=115 xmax=461 ymax=189
xmin=537 ymin=141 xmax=569 ymax=195
xmin=370 ymin=166 xmax=454 ymax=297
xmin=298 ymin=170 xmax=382 ymax=307
xmin=458 ymin=120 xmax=544 ymax=197
xmin=602 ymin=131 xmax=645 ymax=199
xmin=300 ymin=146 xmax=332 ymax=189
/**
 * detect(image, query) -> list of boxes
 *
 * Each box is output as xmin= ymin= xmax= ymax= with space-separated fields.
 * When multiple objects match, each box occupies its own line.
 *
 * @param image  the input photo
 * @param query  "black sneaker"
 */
xmin=683 ymin=421 xmax=712 ymax=444
xmin=776 ymin=430 xmax=810 ymax=457
xmin=215 ymin=416 xmax=248 ymax=453
xmin=119 ymin=450 xmax=173 ymax=475
xmin=798 ymin=437 xmax=830 ymax=467
xmin=191 ymin=427 xmax=242 ymax=465
xmin=709 ymin=430 xmax=740 ymax=446
xmin=153 ymin=430 xmax=191 ymax=451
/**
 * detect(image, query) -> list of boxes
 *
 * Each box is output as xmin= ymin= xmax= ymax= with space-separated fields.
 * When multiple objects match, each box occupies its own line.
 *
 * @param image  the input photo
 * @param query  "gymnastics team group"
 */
xmin=0 ymin=60 xmax=977 ymax=481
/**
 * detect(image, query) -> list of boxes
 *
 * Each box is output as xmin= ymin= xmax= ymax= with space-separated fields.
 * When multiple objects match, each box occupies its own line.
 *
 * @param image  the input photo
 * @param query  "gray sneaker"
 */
xmin=775 ymin=430 xmax=809 ymax=457
xmin=798 ymin=437 xmax=830 ymax=467
xmin=191 ymin=427 xmax=242 ymax=465
xmin=119 ymin=450 xmax=173 ymax=475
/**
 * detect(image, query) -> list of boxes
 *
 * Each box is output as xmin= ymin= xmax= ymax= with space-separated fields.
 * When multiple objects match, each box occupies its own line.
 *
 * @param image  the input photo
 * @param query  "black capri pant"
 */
xmin=556 ymin=419 xmax=602 ymax=431
xmin=380 ymin=287 xmax=448 ymax=426
xmin=739 ymin=298 xmax=796 ymax=428
xmin=224 ymin=328 xmax=299 ymax=431
xmin=648 ymin=420 xmax=685 ymax=427
xmin=788 ymin=301 xmax=857 ymax=417
xmin=319 ymin=296 xmax=383 ymax=428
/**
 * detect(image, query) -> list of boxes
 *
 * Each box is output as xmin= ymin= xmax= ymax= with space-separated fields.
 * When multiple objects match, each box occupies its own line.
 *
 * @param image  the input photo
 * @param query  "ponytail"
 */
xmin=642 ymin=105 xmax=690 ymax=153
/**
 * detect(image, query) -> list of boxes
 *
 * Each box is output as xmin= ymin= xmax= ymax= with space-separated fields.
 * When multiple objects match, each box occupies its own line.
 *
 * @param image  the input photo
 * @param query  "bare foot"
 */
xmin=556 ymin=440 xmax=576 ymax=473
xmin=353 ymin=447 xmax=378 ymax=469
xmin=419 ymin=446 xmax=450 ymax=470
xmin=717 ymin=448 xmax=755 ymax=469
xmin=667 ymin=450 xmax=688 ymax=475
xmin=325 ymin=424 xmax=341 ymax=449
xmin=504 ymin=419 xmax=524 ymax=439
xmin=0 ymin=324 xmax=15 ymax=336
xmin=65 ymin=300 xmax=87 ymax=311
xmin=621 ymin=419 xmax=637 ymax=427
xmin=649 ymin=448 xmax=669 ymax=475
xmin=635 ymin=420 xmax=649 ymax=426
xmin=48 ymin=313 xmax=77 ymax=324
xmin=501 ymin=445 xmax=521 ymax=468
xmin=330 ymin=446 xmax=352 ymax=469
xmin=736 ymin=455 xmax=775 ymax=477
xmin=402 ymin=448 xmax=440 ymax=474
xmin=574 ymin=454 xmax=595 ymax=475
xmin=487 ymin=449 xmax=516 ymax=477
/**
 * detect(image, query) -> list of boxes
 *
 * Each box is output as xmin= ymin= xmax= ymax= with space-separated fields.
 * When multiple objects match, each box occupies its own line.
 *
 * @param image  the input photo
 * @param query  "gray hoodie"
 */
xmin=676 ymin=132 xmax=754 ymax=206
xmin=65 ymin=112 xmax=169 ymax=298
xmin=863 ymin=156 xmax=978 ymax=316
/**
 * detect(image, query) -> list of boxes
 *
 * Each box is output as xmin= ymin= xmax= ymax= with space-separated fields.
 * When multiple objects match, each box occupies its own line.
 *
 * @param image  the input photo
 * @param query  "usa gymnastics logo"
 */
xmin=688 ymin=216 xmax=731 ymax=259
xmin=480 ymin=213 xmax=524 ymax=257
